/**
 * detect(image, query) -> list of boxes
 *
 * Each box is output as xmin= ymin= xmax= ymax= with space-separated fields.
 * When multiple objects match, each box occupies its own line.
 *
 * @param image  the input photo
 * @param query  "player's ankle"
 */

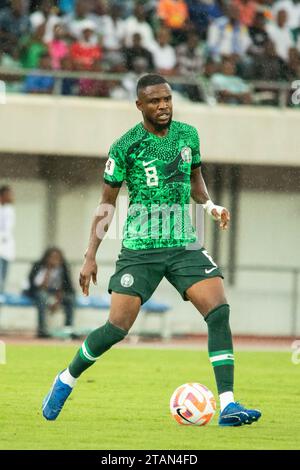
xmin=59 ymin=368 xmax=77 ymax=388
xmin=219 ymin=391 xmax=234 ymax=412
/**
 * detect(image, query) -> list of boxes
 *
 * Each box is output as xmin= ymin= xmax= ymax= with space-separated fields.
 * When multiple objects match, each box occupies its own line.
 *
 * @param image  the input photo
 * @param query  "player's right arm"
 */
xmin=80 ymin=142 xmax=126 ymax=296
xmin=79 ymin=183 xmax=121 ymax=296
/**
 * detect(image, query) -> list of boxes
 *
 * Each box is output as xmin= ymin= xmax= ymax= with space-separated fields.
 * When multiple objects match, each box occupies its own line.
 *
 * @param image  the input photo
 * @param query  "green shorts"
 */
xmin=108 ymin=245 xmax=223 ymax=304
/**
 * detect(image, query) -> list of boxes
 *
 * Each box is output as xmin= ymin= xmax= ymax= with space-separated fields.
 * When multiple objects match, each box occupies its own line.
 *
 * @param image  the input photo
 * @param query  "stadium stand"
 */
xmin=0 ymin=0 xmax=299 ymax=106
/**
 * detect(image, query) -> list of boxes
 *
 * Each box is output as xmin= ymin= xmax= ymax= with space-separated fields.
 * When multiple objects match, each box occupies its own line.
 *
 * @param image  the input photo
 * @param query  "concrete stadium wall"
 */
xmin=0 ymin=94 xmax=299 ymax=166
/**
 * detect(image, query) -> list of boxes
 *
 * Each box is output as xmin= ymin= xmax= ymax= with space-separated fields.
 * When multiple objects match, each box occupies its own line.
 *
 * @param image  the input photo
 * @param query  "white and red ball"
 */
xmin=170 ymin=383 xmax=216 ymax=426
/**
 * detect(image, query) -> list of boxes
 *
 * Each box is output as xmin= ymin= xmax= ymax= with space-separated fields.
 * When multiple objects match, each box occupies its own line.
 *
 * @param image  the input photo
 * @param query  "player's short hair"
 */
xmin=136 ymin=74 xmax=170 ymax=97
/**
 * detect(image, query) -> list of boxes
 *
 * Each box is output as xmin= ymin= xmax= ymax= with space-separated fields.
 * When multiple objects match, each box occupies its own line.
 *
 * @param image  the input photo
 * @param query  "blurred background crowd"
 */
xmin=0 ymin=0 xmax=300 ymax=103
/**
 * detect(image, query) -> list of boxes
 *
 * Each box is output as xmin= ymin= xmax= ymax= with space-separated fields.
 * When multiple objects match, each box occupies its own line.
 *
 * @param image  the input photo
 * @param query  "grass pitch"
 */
xmin=0 ymin=345 xmax=299 ymax=450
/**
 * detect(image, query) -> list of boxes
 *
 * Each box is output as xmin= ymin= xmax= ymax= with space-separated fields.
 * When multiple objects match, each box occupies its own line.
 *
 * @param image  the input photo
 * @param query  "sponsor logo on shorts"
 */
xmin=181 ymin=146 xmax=192 ymax=163
xmin=121 ymin=273 xmax=134 ymax=287
xmin=205 ymin=267 xmax=218 ymax=274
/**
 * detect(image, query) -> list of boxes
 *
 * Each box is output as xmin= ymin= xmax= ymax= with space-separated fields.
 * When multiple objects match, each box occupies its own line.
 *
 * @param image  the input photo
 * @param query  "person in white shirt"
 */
xmin=30 ymin=0 xmax=61 ymax=43
xmin=122 ymin=3 xmax=155 ymax=49
xmin=149 ymin=27 xmax=177 ymax=75
xmin=272 ymin=0 xmax=300 ymax=30
xmin=63 ymin=0 xmax=98 ymax=43
xmin=266 ymin=9 xmax=294 ymax=62
xmin=0 ymin=186 xmax=16 ymax=294
xmin=207 ymin=2 xmax=252 ymax=60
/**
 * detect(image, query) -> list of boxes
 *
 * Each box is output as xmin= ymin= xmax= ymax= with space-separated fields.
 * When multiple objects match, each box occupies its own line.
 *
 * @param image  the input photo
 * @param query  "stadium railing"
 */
xmin=0 ymin=66 xmax=295 ymax=108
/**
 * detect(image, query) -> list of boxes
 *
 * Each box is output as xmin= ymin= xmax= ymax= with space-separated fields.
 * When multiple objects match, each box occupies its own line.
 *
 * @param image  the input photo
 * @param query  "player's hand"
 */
xmin=211 ymin=207 xmax=230 ymax=230
xmin=79 ymin=258 xmax=98 ymax=296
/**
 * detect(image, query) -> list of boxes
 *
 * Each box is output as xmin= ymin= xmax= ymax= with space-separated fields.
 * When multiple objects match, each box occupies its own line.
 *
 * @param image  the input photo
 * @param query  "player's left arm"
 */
xmin=190 ymin=166 xmax=230 ymax=230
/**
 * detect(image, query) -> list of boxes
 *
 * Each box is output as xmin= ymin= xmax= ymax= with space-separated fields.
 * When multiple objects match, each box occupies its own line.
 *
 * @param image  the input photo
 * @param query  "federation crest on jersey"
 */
xmin=121 ymin=273 xmax=134 ymax=287
xmin=181 ymin=146 xmax=192 ymax=163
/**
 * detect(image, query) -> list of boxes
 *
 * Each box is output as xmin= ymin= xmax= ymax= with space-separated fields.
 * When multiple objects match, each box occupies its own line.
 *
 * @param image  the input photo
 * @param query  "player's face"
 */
xmin=136 ymin=83 xmax=173 ymax=131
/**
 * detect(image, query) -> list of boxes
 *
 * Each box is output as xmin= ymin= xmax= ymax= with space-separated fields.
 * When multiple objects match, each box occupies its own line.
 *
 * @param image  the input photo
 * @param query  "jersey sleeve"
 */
xmin=190 ymin=127 xmax=201 ymax=169
xmin=103 ymin=142 xmax=126 ymax=187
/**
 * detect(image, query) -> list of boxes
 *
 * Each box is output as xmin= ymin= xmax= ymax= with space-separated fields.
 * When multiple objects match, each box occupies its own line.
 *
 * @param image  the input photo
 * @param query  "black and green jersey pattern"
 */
xmin=104 ymin=120 xmax=201 ymax=250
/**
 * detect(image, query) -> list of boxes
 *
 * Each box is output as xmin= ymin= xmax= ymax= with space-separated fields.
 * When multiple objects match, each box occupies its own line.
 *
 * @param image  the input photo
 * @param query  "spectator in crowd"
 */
xmin=63 ymin=0 xmax=97 ymax=42
xmin=0 ymin=0 xmax=31 ymax=52
xmin=69 ymin=20 xmax=102 ymax=70
xmin=211 ymin=56 xmax=252 ymax=103
xmin=233 ymin=0 xmax=257 ymax=27
xmin=70 ymin=20 xmax=104 ymax=96
xmin=157 ymin=0 xmax=189 ymax=42
xmin=285 ymin=46 xmax=300 ymax=79
xmin=97 ymin=3 xmax=126 ymax=71
xmin=24 ymin=247 xmax=75 ymax=338
xmin=19 ymin=22 xmax=48 ymax=68
xmin=176 ymin=30 xmax=205 ymax=100
xmin=186 ymin=0 xmax=224 ymax=39
xmin=60 ymin=53 xmax=78 ymax=95
xmin=0 ymin=45 xmax=23 ymax=92
xmin=0 ymin=185 xmax=16 ymax=295
xmin=124 ymin=32 xmax=154 ymax=72
xmin=207 ymin=2 xmax=252 ymax=61
xmin=23 ymin=52 xmax=55 ymax=93
xmin=30 ymin=0 xmax=61 ymax=43
xmin=122 ymin=3 xmax=155 ymax=48
xmin=266 ymin=9 xmax=295 ymax=62
xmin=149 ymin=27 xmax=177 ymax=75
xmin=176 ymin=30 xmax=204 ymax=75
xmin=48 ymin=22 xmax=69 ymax=69
xmin=252 ymin=38 xmax=284 ymax=80
xmin=272 ymin=0 xmax=300 ymax=30
xmin=248 ymin=11 xmax=269 ymax=57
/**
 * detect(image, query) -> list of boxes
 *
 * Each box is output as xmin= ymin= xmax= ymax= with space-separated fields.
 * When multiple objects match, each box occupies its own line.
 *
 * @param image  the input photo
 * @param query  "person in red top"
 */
xmin=233 ymin=0 xmax=257 ymax=27
xmin=70 ymin=19 xmax=102 ymax=71
xmin=69 ymin=19 xmax=104 ymax=96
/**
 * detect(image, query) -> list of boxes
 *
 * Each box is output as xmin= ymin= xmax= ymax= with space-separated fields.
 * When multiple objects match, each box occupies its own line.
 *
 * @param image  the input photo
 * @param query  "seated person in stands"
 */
xmin=211 ymin=56 xmax=252 ymax=104
xmin=24 ymin=247 xmax=75 ymax=338
xmin=23 ymin=52 xmax=55 ymax=94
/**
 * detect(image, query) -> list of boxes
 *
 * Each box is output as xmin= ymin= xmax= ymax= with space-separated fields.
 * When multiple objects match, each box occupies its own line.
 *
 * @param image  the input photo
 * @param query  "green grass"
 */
xmin=0 ymin=345 xmax=300 ymax=450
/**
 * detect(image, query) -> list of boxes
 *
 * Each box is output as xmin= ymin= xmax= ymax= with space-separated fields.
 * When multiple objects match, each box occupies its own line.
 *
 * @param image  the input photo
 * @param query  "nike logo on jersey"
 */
xmin=205 ymin=267 xmax=218 ymax=274
xmin=143 ymin=159 xmax=157 ymax=167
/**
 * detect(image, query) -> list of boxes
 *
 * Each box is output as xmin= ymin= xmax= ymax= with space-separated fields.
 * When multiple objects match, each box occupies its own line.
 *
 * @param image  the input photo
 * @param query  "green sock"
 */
xmin=205 ymin=304 xmax=234 ymax=395
xmin=69 ymin=321 xmax=127 ymax=378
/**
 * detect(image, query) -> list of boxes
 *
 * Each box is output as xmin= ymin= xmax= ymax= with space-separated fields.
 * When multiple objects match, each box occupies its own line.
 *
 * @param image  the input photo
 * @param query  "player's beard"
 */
xmin=147 ymin=113 xmax=172 ymax=132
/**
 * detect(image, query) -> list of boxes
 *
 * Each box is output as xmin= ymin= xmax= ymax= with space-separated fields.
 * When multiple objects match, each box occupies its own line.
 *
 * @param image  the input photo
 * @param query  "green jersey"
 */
xmin=103 ymin=120 xmax=201 ymax=250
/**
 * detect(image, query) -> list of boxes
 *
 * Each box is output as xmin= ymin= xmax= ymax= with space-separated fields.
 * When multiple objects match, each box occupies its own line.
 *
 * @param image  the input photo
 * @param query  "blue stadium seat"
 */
xmin=0 ymin=293 xmax=171 ymax=338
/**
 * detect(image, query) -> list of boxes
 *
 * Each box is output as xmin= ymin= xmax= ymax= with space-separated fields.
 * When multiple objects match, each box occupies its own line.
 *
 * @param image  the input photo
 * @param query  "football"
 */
xmin=170 ymin=383 xmax=216 ymax=426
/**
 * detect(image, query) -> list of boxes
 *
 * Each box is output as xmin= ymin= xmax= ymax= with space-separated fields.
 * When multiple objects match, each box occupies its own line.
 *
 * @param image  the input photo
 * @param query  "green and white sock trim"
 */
xmin=209 ymin=349 xmax=234 ymax=367
xmin=79 ymin=341 xmax=100 ymax=364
